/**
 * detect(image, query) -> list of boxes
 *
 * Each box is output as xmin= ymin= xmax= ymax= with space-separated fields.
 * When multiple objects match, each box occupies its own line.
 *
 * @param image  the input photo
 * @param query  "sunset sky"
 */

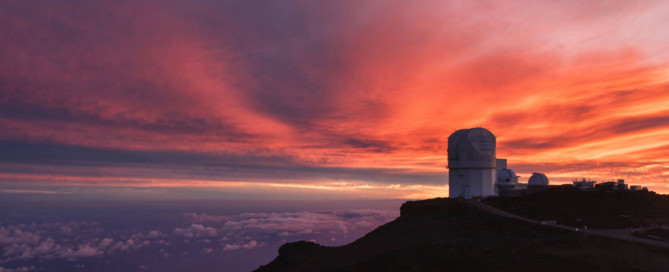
xmin=2 ymin=0 xmax=669 ymax=199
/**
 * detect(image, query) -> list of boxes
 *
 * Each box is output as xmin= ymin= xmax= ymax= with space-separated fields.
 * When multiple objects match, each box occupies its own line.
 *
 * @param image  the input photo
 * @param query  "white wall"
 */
xmin=449 ymin=168 xmax=496 ymax=198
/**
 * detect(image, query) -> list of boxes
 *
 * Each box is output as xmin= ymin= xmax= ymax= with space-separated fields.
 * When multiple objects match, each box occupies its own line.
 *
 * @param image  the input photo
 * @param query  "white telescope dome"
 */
xmin=447 ymin=127 xmax=496 ymax=169
xmin=528 ymin=173 xmax=549 ymax=186
xmin=497 ymin=168 xmax=518 ymax=184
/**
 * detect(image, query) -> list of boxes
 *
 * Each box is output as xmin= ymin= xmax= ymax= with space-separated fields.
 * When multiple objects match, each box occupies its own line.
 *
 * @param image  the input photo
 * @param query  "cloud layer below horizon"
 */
xmin=2 ymin=0 xmax=669 ymax=196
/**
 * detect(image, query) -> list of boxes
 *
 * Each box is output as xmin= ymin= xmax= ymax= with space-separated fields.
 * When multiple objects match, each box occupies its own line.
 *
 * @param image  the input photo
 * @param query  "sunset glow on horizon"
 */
xmin=2 ymin=0 xmax=669 ymax=198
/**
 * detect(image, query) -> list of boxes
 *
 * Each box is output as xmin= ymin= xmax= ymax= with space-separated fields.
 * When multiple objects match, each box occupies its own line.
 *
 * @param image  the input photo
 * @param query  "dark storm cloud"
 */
xmin=0 ymin=140 xmax=444 ymax=185
xmin=0 ymin=100 xmax=249 ymax=139
xmin=0 ymin=0 xmax=350 ymax=138
xmin=211 ymin=1 xmax=345 ymax=126
xmin=342 ymin=138 xmax=396 ymax=152
xmin=0 ymin=0 xmax=252 ymax=139
xmin=0 ymin=140 xmax=298 ymax=168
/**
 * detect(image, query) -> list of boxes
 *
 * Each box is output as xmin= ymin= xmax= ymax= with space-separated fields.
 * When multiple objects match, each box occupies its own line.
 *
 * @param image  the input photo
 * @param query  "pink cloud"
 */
xmin=1 ymin=0 xmax=669 ymax=193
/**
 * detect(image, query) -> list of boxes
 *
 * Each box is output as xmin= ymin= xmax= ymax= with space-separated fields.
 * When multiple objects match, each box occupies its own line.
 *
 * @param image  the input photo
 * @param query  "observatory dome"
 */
xmin=497 ymin=168 xmax=518 ymax=184
xmin=447 ymin=128 xmax=496 ymax=169
xmin=528 ymin=173 xmax=549 ymax=186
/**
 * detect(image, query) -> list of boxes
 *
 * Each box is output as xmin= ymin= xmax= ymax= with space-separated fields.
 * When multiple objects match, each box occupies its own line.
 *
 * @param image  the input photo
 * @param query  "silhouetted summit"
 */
xmin=256 ymin=189 xmax=669 ymax=271
xmin=486 ymin=186 xmax=669 ymax=229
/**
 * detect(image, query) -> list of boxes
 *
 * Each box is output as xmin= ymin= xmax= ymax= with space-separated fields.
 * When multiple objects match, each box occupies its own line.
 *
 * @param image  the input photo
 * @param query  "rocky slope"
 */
xmin=255 ymin=197 xmax=669 ymax=271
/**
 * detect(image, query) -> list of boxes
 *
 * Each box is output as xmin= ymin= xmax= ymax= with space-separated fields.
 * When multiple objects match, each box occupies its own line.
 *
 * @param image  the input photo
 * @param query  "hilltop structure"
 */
xmin=574 ymin=178 xmax=648 ymax=192
xmin=573 ymin=178 xmax=596 ymax=190
xmin=447 ymin=127 xmax=549 ymax=198
xmin=446 ymin=128 xmax=651 ymax=198
xmin=447 ymin=128 xmax=497 ymax=198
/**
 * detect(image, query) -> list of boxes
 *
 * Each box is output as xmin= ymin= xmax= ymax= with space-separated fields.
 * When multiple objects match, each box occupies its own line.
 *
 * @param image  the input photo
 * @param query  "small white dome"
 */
xmin=497 ymin=168 xmax=518 ymax=184
xmin=528 ymin=173 xmax=549 ymax=186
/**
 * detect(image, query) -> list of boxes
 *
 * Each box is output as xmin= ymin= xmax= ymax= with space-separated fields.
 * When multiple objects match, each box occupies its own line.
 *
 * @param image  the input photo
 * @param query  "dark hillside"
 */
xmin=485 ymin=187 xmax=669 ymax=228
xmin=255 ymin=198 xmax=669 ymax=272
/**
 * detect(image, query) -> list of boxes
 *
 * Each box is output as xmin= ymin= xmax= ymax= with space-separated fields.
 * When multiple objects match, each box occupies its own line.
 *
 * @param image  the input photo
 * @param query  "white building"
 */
xmin=447 ymin=128 xmax=497 ymax=198
xmin=573 ymin=178 xmax=596 ymax=189
xmin=497 ymin=168 xmax=519 ymax=185
xmin=447 ymin=127 xmax=551 ymax=198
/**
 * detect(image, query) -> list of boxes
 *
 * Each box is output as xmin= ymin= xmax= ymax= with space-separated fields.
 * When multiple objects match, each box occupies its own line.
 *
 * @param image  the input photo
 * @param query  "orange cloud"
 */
xmin=1 ymin=0 xmax=669 ymax=197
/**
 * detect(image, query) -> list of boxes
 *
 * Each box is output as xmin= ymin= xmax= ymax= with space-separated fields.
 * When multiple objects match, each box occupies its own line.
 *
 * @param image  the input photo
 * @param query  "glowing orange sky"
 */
xmin=1 ymin=0 xmax=669 ymax=198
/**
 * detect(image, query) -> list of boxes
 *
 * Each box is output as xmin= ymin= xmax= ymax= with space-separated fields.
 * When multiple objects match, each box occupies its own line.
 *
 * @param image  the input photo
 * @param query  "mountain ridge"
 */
xmin=256 ymin=189 xmax=669 ymax=271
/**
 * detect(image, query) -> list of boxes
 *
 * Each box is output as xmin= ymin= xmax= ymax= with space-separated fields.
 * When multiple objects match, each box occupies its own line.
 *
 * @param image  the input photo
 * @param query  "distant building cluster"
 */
xmin=447 ymin=128 xmax=649 ymax=199
xmin=572 ymin=178 xmax=648 ymax=192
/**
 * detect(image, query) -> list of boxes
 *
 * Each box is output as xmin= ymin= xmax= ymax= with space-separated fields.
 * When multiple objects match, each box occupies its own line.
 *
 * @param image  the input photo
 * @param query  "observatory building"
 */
xmin=527 ymin=173 xmax=550 ymax=194
xmin=447 ymin=127 xmax=550 ymax=198
xmin=447 ymin=128 xmax=497 ymax=198
xmin=528 ymin=173 xmax=549 ymax=186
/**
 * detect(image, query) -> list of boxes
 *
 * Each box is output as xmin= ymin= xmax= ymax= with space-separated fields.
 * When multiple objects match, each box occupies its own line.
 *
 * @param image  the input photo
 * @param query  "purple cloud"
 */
xmin=173 ymin=224 xmax=218 ymax=238
xmin=222 ymin=240 xmax=263 ymax=251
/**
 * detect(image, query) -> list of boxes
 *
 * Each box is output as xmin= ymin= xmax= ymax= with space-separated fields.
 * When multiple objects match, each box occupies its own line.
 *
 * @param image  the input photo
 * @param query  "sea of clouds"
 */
xmin=0 ymin=201 xmax=399 ymax=272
